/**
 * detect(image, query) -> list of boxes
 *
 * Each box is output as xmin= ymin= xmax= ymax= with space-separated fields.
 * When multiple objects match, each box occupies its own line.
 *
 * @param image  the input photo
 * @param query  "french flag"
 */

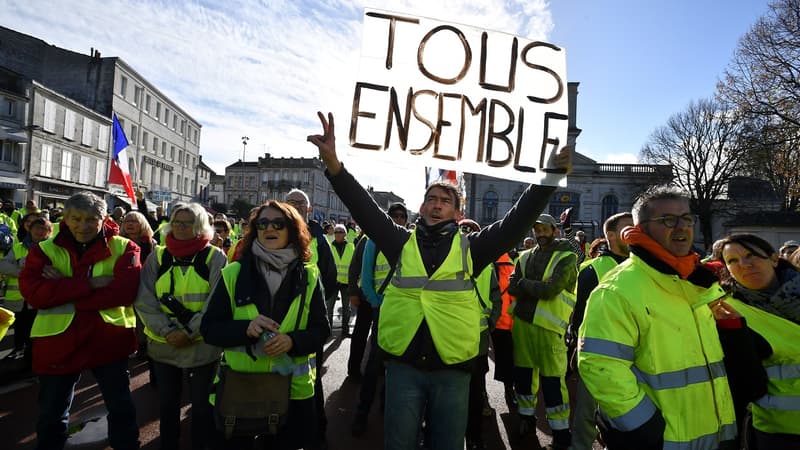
xmin=425 ymin=168 xmax=459 ymax=187
xmin=109 ymin=113 xmax=137 ymax=206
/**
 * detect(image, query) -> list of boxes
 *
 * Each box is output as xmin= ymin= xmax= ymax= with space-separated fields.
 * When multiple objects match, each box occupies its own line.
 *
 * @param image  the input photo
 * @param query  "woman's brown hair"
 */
xmin=237 ymin=200 xmax=312 ymax=262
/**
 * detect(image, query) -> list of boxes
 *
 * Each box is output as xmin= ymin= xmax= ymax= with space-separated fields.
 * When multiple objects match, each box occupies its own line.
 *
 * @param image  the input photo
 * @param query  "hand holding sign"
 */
xmin=307 ymin=111 xmax=342 ymax=176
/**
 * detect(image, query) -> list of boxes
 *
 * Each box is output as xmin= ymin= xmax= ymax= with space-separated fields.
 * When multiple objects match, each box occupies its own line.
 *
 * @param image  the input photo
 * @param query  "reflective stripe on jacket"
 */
xmin=31 ymin=236 xmax=135 ymax=337
xmin=378 ymin=230 xmax=481 ymax=365
xmin=218 ymin=261 xmax=318 ymax=400
xmin=727 ymin=297 xmax=800 ymax=435
xmin=143 ymin=246 xmax=214 ymax=343
xmin=4 ymin=242 xmax=28 ymax=302
xmin=331 ymin=241 xmax=354 ymax=284
xmin=578 ymin=254 xmax=737 ymax=448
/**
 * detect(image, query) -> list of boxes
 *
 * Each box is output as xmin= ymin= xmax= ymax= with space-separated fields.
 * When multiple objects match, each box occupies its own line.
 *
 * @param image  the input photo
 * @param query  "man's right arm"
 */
xmin=314 ymin=236 xmax=338 ymax=300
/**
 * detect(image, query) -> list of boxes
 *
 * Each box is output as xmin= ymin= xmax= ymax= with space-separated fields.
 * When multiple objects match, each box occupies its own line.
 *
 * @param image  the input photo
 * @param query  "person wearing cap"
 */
xmin=507 ymin=213 xmax=577 ymax=448
xmin=308 ymin=111 xmax=572 ymax=450
xmin=329 ymin=223 xmax=355 ymax=336
xmin=779 ymin=240 xmax=799 ymax=262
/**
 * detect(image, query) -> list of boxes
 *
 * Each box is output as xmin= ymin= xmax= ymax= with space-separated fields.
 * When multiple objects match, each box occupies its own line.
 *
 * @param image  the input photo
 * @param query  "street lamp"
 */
xmin=241 ymin=136 xmax=249 ymax=199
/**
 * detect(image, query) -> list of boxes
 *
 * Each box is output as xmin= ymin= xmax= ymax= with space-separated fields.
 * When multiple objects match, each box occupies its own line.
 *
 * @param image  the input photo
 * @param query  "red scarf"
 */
xmin=621 ymin=225 xmax=700 ymax=279
xmin=165 ymin=233 xmax=211 ymax=258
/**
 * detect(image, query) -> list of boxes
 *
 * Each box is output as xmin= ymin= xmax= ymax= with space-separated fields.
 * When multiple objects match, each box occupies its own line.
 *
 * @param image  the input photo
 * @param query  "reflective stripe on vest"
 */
xmin=379 ymin=231 xmax=481 ymax=364
xmin=143 ymin=246 xmax=214 ymax=343
xmin=219 ymin=262 xmax=318 ymax=400
xmin=31 ymin=236 xmax=135 ymax=337
xmin=4 ymin=242 xmax=28 ymax=302
xmin=331 ymin=242 xmax=354 ymax=284
xmin=519 ymin=250 xmax=576 ymax=333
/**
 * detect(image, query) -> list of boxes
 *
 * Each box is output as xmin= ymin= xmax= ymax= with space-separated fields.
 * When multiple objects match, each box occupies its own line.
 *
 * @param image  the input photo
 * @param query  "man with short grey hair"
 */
xmin=579 ymin=185 xmax=737 ymax=449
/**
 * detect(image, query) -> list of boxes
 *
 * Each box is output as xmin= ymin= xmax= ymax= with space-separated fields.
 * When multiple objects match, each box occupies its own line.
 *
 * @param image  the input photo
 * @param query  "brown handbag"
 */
xmin=214 ymin=366 xmax=291 ymax=439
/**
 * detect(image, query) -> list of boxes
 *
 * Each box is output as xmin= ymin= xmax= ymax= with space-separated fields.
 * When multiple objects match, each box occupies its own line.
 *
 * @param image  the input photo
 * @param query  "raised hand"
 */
xmin=553 ymin=144 xmax=574 ymax=174
xmin=307 ymin=111 xmax=341 ymax=176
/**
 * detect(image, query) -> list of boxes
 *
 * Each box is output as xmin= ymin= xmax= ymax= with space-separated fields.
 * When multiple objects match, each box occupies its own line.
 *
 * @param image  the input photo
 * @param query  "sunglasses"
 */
xmin=254 ymin=217 xmax=287 ymax=231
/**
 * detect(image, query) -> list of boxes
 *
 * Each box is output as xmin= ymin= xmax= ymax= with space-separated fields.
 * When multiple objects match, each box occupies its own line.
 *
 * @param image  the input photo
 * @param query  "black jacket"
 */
xmin=326 ymin=165 xmax=555 ymax=370
xmin=200 ymin=256 xmax=330 ymax=358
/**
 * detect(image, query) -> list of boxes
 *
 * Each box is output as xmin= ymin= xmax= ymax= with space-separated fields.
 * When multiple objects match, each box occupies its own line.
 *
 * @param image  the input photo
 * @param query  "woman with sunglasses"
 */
xmin=201 ymin=200 xmax=330 ymax=449
xmin=135 ymin=202 xmax=228 ymax=450
xmin=120 ymin=210 xmax=157 ymax=263
xmin=711 ymin=233 xmax=800 ymax=448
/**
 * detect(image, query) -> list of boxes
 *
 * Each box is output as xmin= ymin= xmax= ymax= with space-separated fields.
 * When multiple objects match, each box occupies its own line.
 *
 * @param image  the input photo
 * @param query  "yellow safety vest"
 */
xmin=588 ymin=254 xmax=619 ymax=282
xmin=331 ymin=242 xmax=354 ymax=284
xmin=4 ymin=242 xmax=28 ymax=302
xmin=214 ymin=262 xmax=318 ymax=400
xmin=726 ymin=298 xmax=800 ymax=435
xmin=517 ymin=250 xmax=577 ymax=334
xmin=357 ymin=237 xmax=392 ymax=290
xmin=143 ymin=246 xmax=214 ymax=343
xmin=379 ymin=231 xmax=481 ymax=365
xmin=31 ymin=236 xmax=136 ymax=337
xmin=579 ymin=254 xmax=737 ymax=448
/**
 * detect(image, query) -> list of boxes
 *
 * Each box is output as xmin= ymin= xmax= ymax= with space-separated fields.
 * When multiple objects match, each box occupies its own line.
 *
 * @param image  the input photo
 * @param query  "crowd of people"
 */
xmin=0 ymin=110 xmax=798 ymax=450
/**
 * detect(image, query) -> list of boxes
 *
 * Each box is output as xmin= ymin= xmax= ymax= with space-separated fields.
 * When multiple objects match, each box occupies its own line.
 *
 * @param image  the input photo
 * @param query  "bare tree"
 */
xmin=718 ymin=0 xmax=800 ymax=209
xmin=641 ymin=98 xmax=747 ymax=249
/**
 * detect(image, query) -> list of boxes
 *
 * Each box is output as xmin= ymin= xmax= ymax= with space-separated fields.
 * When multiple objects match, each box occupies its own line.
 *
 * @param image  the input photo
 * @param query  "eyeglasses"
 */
xmin=644 ymin=214 xmax=697 ymax=228
xmin=254 ymin=217 xmax=287 ymax=231
xmin=170 ymin=220 xmax=194 ymax=228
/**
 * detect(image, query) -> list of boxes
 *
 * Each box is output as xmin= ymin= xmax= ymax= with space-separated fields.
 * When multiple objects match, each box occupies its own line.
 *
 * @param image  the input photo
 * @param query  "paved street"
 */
xmin=0 ymin=320 xmax=599 ymax=450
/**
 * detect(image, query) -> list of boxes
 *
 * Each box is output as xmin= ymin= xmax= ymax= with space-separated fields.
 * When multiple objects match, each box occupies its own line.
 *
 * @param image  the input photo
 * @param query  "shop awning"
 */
xmin=0 ymin=174 xmax=27 ymax=189
xmin=0 ymin=128 xmax=27 ymax=143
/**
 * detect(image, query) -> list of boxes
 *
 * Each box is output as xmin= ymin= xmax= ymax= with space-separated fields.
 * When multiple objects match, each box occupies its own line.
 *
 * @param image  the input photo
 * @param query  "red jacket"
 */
xmin=20 ymin=220 xmax=141 ymax=374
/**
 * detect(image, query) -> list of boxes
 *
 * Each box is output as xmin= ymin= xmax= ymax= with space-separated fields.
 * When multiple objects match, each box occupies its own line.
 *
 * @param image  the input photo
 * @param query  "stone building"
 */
xmin=0 ymin=25 xmax=202 ymax=207
xmin=0 ymin=67 xmax=28 ymax=203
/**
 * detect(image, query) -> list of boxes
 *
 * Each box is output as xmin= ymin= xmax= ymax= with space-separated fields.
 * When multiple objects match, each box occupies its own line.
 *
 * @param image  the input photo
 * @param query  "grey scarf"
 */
xmin=250 ymin=240 xmax=298 ymax=298
xmin=733 ymin=268 xmax=800 ymax=324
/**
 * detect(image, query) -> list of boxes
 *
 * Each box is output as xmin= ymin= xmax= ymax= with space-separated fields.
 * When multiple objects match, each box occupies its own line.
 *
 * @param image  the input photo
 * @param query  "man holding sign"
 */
xmin=308 ymin=111 xmax=572 ymax=450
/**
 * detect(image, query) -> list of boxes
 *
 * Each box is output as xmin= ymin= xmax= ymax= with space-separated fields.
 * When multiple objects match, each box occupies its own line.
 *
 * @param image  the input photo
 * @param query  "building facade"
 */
xmin=0 ymin=26 xmax=202 ymax=207
xmin=0 ymin=67 xmax=28 ymax=203
xmin=225 ymin=153 xmax=352 ymax=223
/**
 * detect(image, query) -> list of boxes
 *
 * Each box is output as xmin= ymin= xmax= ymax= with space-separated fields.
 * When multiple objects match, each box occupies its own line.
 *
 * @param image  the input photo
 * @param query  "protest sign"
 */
xmin=349 ymin=9 xmax=569 ymax=186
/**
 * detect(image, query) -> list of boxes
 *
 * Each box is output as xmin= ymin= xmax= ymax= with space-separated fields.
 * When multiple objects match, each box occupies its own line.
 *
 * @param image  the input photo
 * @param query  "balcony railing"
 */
xmin=595 ymin=163 xmax=672 ymax=178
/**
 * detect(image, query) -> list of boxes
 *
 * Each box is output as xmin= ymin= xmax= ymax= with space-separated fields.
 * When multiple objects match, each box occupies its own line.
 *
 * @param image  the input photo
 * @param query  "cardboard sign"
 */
xmin=349 ymin=9 xmax=569 ymax=186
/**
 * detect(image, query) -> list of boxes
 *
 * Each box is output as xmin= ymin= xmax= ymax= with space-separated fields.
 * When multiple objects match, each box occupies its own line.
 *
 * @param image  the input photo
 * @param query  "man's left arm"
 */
xmin=76 ymin=241 xmax=142 ymax=310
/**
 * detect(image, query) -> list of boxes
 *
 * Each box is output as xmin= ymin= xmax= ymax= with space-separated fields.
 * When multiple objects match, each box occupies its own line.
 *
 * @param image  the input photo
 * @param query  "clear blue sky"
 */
xmin=1 ymin=0 xmax=772 ymax=206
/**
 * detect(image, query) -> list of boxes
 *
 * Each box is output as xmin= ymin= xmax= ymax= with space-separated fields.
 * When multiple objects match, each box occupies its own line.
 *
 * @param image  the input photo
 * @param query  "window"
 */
xmin=120 ymin=76 xmax=128 ymax=99
xmin=61 ymin=150 xmax=73 ymax=181
xmin=161 ymin=169 xmax=167 ymax=188
xmin=1 ymin=141 xmax=19 ymax=164
xmin=43 ymin=99 xmax=56 ymax=132
xmin=180 ymin=120 xmax=185 ymax=135
xmin=63 ymin=110 xmax=76 ymax=140
xmin=170 ymin=146 xmax=174 ymax=161
xmin=176 ymin=175 xmax=182 ymax=193
xmin=134 ymin=86 xmax=143 ymax=106
xmin=79 ymin=156 xmax=90 ymax=184
xmin=602 ymin=194 xmax=619 ymax=222
xmin=130 ymin=124 xmax=138 ymax=145
xmin=172 ymin=114 xmax=177 ymax=130
xmin=164 ymin=108 xmax=169 ymax=125
xmin=169 ymin=173 xmax=174 ymax=190
xmin=482 ymin=191 xmax=498 ymax=223
xmin=95 ymin=160 xmax=106 ymax=187
xmin=145 ymin=94 xmax=151 ymax=113
xmin=161 ymin=141 xmax=166 ymax=157
xmin=40 ymin=144 xmax=53 ymax=177
xmin=156 ymin=102 xmax=161 ymax=121
xmin=141 ymin=131 xmax=149 ymax=150
xmin=184 ymin=178 xmax=189 ymax=194
xmin=2 ymin=99 xmax=15 ymax=117
xmin=151 ymin=166 xmax=158 ymax=186
xmin=178 ymin=150 xmax=182 ymax=164
xmin=98 ymin=124 xmax=108 ymax=151
xmin=152 ymin=136 xmax=159 ymax=153
xmin=193 ymin=129 xmax=198 ymax=143
xmin=82 ymin=117 xmax=93 ymax=146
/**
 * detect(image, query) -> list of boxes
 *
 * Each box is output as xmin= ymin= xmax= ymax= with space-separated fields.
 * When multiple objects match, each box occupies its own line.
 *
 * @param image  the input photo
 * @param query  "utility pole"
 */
xmin=241 ymin=136 xmax=249 ymax=200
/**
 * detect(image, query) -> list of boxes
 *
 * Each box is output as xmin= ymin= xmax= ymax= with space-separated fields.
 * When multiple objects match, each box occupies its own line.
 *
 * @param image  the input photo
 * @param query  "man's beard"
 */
xmin=536 ymin=235 xmax=554 ymax=247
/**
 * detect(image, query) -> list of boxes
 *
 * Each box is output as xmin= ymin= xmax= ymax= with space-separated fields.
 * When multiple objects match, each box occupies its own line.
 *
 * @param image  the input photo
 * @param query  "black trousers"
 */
xmin=347 ymin=298 xmax=373 ymax=376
